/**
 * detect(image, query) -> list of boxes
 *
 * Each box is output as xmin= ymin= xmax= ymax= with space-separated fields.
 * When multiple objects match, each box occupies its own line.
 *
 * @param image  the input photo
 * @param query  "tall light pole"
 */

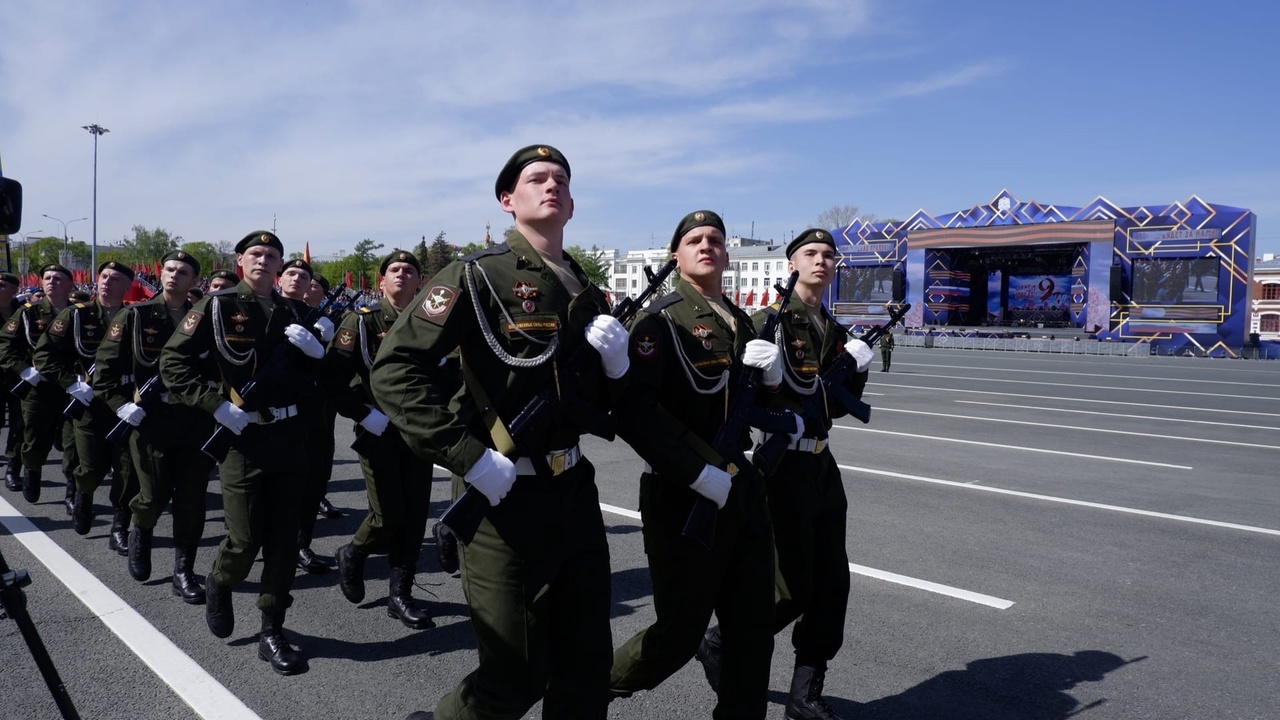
xmin=82 ymin=123 xmax=109 ymax=277
xmin=41 ymin=213 xmax=88 ymax=266
xmin=16 ymin=230 xmax=42 ymax=276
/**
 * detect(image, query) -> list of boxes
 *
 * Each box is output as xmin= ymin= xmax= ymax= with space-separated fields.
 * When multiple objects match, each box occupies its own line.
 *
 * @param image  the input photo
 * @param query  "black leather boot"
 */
xmin=205 ymin=574 xmax=234 ymax=638
xmin=433 ymin=523 xmax=460 ymax=575
xmin=172 ymin=545 xmax=206 ymax=604
xmin=296 ymin=526 xmax=332 ymax=574
xmin=335 ymin=542 xmax=367 ymax=604
xmin=72 ymin=490 xmax=94 ymax=535
xmin=21 ymin=467 xmax=41 ymax=503
xmin=4 ymin=458 xmax=21 ymax=491
xmin=128 ymin=525 xmax=153 ymax=581
xmin=63 ymin=482 xmax=75 ymax=516
xmin=258 ymin=609 xmax=307 ymax=676
xmin=695 ymin=624 xmax=723 ymax=692
xmin=108 ymin=508 xmax=130 ymax=555
xmin=387 ymin=566 xmax=435 ymax=630
xmin=317 ymin=497 xmax=343 ymax=518
xmin=783 ymin=665 xmax=846 ymax=720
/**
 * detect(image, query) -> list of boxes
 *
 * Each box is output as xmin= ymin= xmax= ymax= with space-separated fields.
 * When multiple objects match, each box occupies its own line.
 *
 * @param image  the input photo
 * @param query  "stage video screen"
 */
xmin=1132 ymin=257 xmax=1219 ymax=304
xmin=837 ymin=265 xmax=894 ymax=303
xmin=1008 ymin=274 xmax=1072 ymax=313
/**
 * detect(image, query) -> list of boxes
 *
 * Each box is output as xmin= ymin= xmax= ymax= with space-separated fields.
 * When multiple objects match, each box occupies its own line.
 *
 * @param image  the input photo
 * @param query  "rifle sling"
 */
xmin=459 ymin=352 xmax=517 ymax=457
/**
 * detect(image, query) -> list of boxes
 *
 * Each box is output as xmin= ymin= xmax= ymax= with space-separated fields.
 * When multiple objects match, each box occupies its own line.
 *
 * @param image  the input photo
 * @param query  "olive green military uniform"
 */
xmin=1 ymin=295 xmax=24 ymax=480
xmin=610 ymin=280 xmax=777 ymax=720
xmin=879 ymin=332 xmax=894 ymax=371
xmin=0 ymin=297 xmax=81 ymax=501
xmin=370 ymin=232 xmax=617 ymax=720
xmin=159 ymin=280 xmax=318 ymax=613
xmin=94 ymin=297 xmax=215 ymax=562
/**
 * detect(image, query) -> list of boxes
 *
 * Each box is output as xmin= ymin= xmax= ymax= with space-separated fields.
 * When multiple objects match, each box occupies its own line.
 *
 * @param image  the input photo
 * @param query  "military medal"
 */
xmin=791 ymin=337 xmax=806 ymax=359
xmin=513 ymin=281 xmax=539 ymax=313
xmin=692 ymin=324 xmax=713 ymax=350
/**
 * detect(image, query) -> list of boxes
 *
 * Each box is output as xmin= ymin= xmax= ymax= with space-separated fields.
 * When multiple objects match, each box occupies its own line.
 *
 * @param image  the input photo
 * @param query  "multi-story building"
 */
xmin=605 ymin=237 xmax=793 ymax=307
xmin=1251 ymin=253 xmax=1280 ymax=342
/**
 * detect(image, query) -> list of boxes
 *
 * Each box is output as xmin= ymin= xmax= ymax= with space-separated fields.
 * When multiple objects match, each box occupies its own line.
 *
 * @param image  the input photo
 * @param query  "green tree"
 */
xmin=121 ymin=226 xmax=181 ymax=263
xmin=424 ymin=231 xmax=453 ymax=280
xmin=412 ymin=236 xmax=430 ymax=270
xmin=565 ymin=245 xmax=612 ymax=288
xmin=456 ymin=241 xmax=485 ymax=256
xmin=179 ymin=241 xmax=219 ymax=276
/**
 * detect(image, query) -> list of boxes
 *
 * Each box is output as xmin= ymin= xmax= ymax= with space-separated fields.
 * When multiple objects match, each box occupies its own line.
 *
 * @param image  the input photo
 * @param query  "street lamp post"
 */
xmin=42 ymin=213 xmax=88 ymax=267
xmin=15 ymin=230 xmax=42 ymax=277
xmin=82 ymin=124 xmax=110 ymax=279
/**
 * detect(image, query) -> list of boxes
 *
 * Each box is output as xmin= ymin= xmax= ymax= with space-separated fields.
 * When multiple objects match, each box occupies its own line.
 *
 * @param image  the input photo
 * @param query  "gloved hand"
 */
xmin=689 ymin=464 xmax=732 ymax=509
xmin=67 ymin=380 xmax=95 ymax=406
xmin=845 ymin=339 xmax=874 ymax=373
xmin=284 ymin=323 xmax=325 ymax=359
xmin=742 ymin=339 xmax=783 ymax=387
xmin=116 ymin=402 xmax=147 ymax=427
xmin=213 ymin=401 xmax=250 ymax=435
xmin=788 ymin=413 xmax=806 ymax=445
xmin=19 ymin=366 xmax=42 ymax=386
xmin=314 ymin=316 xmax=336 ymax=343
xmin=585 ymin=314 xmax=630 ymax=379
xmin=464 ymin=448 xmax=517 ymax=507
xmin=359 ymin=407 xmax=390 ymax=436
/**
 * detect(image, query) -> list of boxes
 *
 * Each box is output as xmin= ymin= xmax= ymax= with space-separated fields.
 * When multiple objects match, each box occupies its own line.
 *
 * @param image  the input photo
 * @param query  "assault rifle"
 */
xmin=105 ymin=373 xmax=164 ymax=446
xmin=682 ymin=271 xmax=801 ymax=550
xmin=438 ymin=258 xmax=679 ymax=545
xmin=200 ymin=283 xmax=348 ymax=463
xmin=752 ymin=302 xmax=911 ymax=476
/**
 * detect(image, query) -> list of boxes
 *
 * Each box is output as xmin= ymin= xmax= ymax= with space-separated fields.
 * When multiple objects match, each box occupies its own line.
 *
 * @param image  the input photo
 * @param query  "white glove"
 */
xmin=359 ymin=407 xmax=389 ymax=436
xmin=116 ymin=402 xmax=147 ymax=427
xmin=19 ymin=366 xmax=42 ymax=386
xmin=213 ymin=401 xmax=250 ymax=436
xmin=788 ymin=413 xmax=806 ymax=445
xmin=845 ymin=339 xmax=874 ymax=373
xmin=464 ymin=448 xmax=517 ymax=507
xmin=689 ymin=464 xmax=732 ymax=509
xmin=742 ymin=339 xmax=783 ymax=387
xmin=584 ymin=314 xmax=630 ymax=379
xmin=284 ymin=323 xmax=325 ymax=359
xmin=314 ymin=316 xmax=335 ymax=343
xmin=67 ymin=380 xmax=95 ymax=406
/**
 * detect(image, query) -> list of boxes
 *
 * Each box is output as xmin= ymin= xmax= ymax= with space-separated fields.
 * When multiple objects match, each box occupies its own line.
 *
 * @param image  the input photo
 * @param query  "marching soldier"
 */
xmin=159 ymin=231 xmax=326 ymax=675
xmin=0 ymin=264 xmax=78 ymax=504
xmin=307 ymin=273 xmax=345 ymax=521
xmin=609 ymin=210 xmax=792 ymax=720
xmin=700 ymin=229 xmax=875 ymax=720
xmin=329 ymin=249 xmax=435 ymax=629
xmin=377 ymin=145 xmax=629 ymax=720
xmin=207 ymin=269 xmax=239 ymax=292
xmin=0 ymin=272 xmax=23 ymax=488
xmin=879 ymin=329 xmax=895 ymax=371
xmin=94 ymin=250 xmax=215 ymax=603
xmin=52 ymin=261 xmax=138 ymax=552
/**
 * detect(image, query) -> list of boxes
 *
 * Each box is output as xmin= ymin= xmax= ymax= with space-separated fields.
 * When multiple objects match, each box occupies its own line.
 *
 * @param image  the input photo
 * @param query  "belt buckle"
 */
xmin=549 ymin=451 xmax=566 ymax=476
xmin=814 ymin=438 xmax=826 ymax=453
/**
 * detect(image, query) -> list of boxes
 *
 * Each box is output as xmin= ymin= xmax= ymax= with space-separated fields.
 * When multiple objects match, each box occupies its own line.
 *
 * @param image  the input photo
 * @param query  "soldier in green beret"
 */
xmin=94 ymin=250 xmax=215 ymax=602
xmin=207 ymin=269 xmax=239 ymax=292
xmin=609 ymin=210 xmax=796 ymax=719
xmin=303 ymin=271 xmax=345 ymax=519
xmin=160 ymin=230 xmax=326 ymax=675
xmin=384 ymin=145 xmax=630 ymax=720
xmin=51 ymin=261 xmax=140 ymax=554
xmin=696 ymin=228 xmax=875 ymax=720
xmin=329 ymin=249 xmax=437 ymax=630
xmin=0 ymin=271 xmax=24 ymax=486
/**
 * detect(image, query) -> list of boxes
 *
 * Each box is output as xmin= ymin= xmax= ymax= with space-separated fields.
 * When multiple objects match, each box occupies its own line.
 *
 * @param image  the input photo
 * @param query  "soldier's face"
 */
xmin=500 ymin=161 xmax=573 ymax=227
xmin=788 ymin=245 xmax=835 ymax=290
xmin=161 ymin=260 xmax=196 ymax=297
xmin=0 ymin=282 xmax=16 ymax=303
xmin=304 ymin=279 xmax=326 ymax=307
xmin=98 ymin=268 xmax=132 ymax=304
xmin=42 ymin=271 xmax=71 ymax=299
xmin=238 ymin=246 xmax=284 ymax=285
xmin=209 ymin=276 xmax=237 ymax=292
xmin=278 ymin=267 xmax=311 ymax=299
xmin=674 ymin=226 xmax=728 ymax=287
xmin=380 ymin=261 xmax=421 ymax=300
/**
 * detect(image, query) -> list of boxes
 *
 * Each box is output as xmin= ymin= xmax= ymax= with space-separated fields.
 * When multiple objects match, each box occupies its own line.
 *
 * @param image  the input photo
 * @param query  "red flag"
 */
xmin=345 ymin=270 xmax=353 ymax=287
xmin=359 ymin=273 xmax=367 ymax=291
xmin=744 ymin=289 xmax=755 ymax=306
xmin=235 ymin=263 xmax=244 ymax=279
xmin=735 ymin=289 xmax=741 ymax=305
xmin=760 ymin=289 xmax=770 ymax=307
xmin=304 ymin=242 xmax=312 ymax=265
xmin=153 ymin=261 xmax=161 ymax=277
xmin=123 ymin=279 xmax=153 ymax=303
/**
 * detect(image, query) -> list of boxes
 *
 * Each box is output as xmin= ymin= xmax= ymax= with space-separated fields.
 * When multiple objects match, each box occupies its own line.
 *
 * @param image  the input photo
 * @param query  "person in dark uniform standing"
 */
xmin=376 ymin=145 xmax=629 ymax=720
xmin=207 ymin=269 xmax=239 ymax=293
xmin=160 ymin=231 xmax=326 ymax=675
xmin=0 ymin=264 xmax=78 ymax=504
xmin=329 ymin=249 xmax=435 ymax=629
xmin=95 ymin=249 xmax=215 ymax=603
xmin=609 ymin=210 xmax=792 ymax=720
xmin=52 ymin=261 xmax=138 ymax=552
xmin=879 ymin=329 xmax=894 ymax=372
xmin=700 ymin=229 xmax=874 ymax=720
xmin=0 ymin=272 xmax=24 ymax=488
xmin=306 ymin=272 xmax=346 ymax=521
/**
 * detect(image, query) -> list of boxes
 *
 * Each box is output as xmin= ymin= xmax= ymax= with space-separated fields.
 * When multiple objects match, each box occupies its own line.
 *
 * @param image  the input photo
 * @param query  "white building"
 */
xmin=605 ymin=237 xmax=794 ymax=308
xmin=1251 ymin=252 xmax=1280 ymax=341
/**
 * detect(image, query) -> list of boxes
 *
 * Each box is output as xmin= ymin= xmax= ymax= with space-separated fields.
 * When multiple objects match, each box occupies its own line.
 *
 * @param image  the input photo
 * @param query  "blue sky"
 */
xmin=3 ymin=0 xmax=1277 ymax=261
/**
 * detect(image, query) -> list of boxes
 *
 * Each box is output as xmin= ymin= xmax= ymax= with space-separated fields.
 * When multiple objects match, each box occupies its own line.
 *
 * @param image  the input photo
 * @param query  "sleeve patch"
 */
xmin=411 ymin=284 xmax=461 ymax=326
xmin=2 ymin=319 xmax=17 ymax=335
xmin=178 ymin=311 xmax=203 ymax=336
xmin=335 ymin=327 xmax=356 ymax=350
xmin=107 ymin=321 xmax=125 ymax=341
xmin=634 ymin=333 xmax=659 ymax=359
xmin=49 ymin=317 xmax=68 ymax=337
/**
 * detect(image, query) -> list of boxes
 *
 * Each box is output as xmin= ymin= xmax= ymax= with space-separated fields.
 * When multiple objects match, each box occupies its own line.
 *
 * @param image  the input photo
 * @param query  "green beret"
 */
xmin=71 ymin=290 xmax=92 ymax=302
xmin=208 ymin=269 xmax=239 ymax=283
xmin=0 ymin=272 xmax=19 ymax=286
xmin=39 ymin=263 xmax=73 ymax=280
xmin=188 ymin=287 xmax=204 ymax=301
xmin=314 ymin=274 xmax=330 ymax=292
xmin=281 ymin=258 xmax=313 ymax=278
xmin=786 ymin=228 xmax=837 ymax=259
xmin=494 ymin=144 xmax=570 ymax=199
xmin=98 ymin=260 xmax=136 ymax=280
xmin=234 ymin=230 xmax=284 ymax=256
xmin=669 ymin=210 xmax=726 ymax=253
xmin=380 ymin=248 xmax=422 ymax=275
xmin=162 ymin=249 xmax=201 ymax=276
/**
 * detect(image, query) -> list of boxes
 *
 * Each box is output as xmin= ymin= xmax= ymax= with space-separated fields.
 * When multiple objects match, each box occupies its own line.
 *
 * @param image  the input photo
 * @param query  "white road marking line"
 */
xmin=830 ymin=425 xmax=1194 ymax=469
xmin=598 ymin=503 xmax=1014 ymax=610
xmin=841 ymin=465 xmax=1280 ymax=538
xmin=884 ymin=372 xmax=1273 ymax=402
xmin=901 ymin=362 xmax=1269 ymax=387
xmin=872 ymin=407 xmax=1279 ymax=450
xmin=0 ymin=497 xmax=262 ymax=720
xmin=875 ymin=384 xmax=1280 ymax=418
xmin=954 ymin=400 xmax=1280 ymax=431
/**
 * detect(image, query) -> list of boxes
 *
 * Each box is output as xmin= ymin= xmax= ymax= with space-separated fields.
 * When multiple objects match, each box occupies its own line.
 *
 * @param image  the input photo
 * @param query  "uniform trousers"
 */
xmin=4 ymin=390 xmax=22 ymax=463
xmin=351 ymin=427 xmax=432 ymax=568
xmin=297 ymin=403 xmax=337 ymax=544
xmin=19 ymin=385 xmax=78 ymax=480
xmin=128 ymin=426 xmax=213 ymax=545
xmin=73 ymin=400 xmax=138 ymax=509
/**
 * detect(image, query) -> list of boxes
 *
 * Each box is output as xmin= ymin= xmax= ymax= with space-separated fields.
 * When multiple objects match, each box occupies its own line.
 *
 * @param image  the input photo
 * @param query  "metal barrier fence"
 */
xmin=899 ymin=334 xmax=1147 ymax=357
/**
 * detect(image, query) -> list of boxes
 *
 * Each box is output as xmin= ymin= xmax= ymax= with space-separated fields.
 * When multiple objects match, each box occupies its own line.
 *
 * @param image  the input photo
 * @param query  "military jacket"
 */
xmin=0 ymin=298 xmax=20 ymax=324
xmin=0 ymin=298 xmax=69 ymax=375
xmin=325 ymin=301 xmax=400 ymax=421
xmin=751 ymin=293 xmax=867 ymax=434
xmin=369 ymin=232 xmax=614 ymax=476
xmin=618 ymin=280 xmax=768 ymax=485
xmin=159 ymin=280 xmax=318 ymax=417
xmin=32 ymin=301 xmax=122 ymax=390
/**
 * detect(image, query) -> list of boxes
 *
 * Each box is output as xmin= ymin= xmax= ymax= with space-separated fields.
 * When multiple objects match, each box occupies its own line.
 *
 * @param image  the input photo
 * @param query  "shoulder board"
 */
xmin=768 ymin=302 xmax=782 ymax=311
xmin=23 ymin=301 xmax=34 ymax=309
xmin=462 ymin=243 xmax=510 ymax=261
xmin=357 ymin=304 xmax=379 ymax=314
xmin=209 ymin=287 xmax=239 ymax=297
xmin=642 ymin=291 xmax=683 ymax=315
xmin=74 ymin=302 xmax=87 ymax=309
